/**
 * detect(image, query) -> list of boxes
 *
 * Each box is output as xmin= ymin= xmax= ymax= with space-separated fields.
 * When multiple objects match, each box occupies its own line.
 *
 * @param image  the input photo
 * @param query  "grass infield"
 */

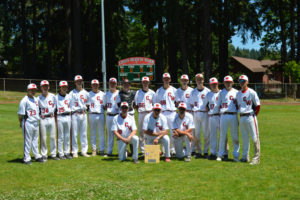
xmin=0 ymin=102 xmax=299 ymax=199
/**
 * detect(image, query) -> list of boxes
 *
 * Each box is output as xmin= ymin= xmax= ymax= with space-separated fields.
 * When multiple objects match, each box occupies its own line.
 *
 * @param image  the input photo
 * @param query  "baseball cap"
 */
xmin=40 ymin=80 xmax=49 ymax=86
xmin=74 ymin=75 xmax=83 ymax=81
xmin=91 ymin=79 xmax=99 ymax=85
xmin=178 ymin=102 xmax=187 ymax=109
xmin=122 ymin=79 xmax=130 ymax=84
xmin=142 ymin=76 xmax=150 ymax=82
xmin=195 ymin=73 xmax=204 ymax=78
xmin=153 ymin=103 xmax=162 ymax=110
xmin=120 ymin=102 xmax=129 ymax=108
xmin=59 ymin=81 xmax=68 ymax=87
xmin=162 ymin=73 xmax=171 ymax=78
xmin=180 ymin=74 xmax=189 ymax=80
xmin=209 ymin=77 xmax=218 ymax=84
xmin=239 ymin=75 xmax=248 ymax=81
xmin=109 ymin=77 xmax=117 ymax=83
xmin=27 ymin=83 xmax=37 ymax=90
xmin=224 ymin=75 xmax=233 ymax=82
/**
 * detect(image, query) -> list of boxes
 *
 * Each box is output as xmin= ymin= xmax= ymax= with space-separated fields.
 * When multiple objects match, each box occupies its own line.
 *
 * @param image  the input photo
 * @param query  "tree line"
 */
xmin=0 ymin=0 xmax=299 ymax=82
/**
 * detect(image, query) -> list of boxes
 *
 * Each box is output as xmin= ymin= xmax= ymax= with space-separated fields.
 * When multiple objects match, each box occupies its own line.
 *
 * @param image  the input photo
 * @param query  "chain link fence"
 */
xmin=0 ymin=78 xmax=299 ymax=100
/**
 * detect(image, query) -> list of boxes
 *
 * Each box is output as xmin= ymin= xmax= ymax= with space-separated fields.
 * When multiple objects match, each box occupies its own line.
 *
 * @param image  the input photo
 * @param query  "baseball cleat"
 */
xmin=195 ymin=153 xmax=202 ymax=159
xmin=42 ymin=156 xmax=48 ymax=162
xmin=165 ymin=157 xmax=171 ymax=162
xmin=73 ymin=153 xmax=78 ymax=158
xmin=51 ymin=156 xmax=60 ymax=161
xmin=233 ymin=157 xmax=240 ymax=162
xmin=204 ymin=153 xmax=209 ymax=159
xmin=36 ymin=158 xmax=45 ymax=163
xmin=223 ymin=155 xmax=229 ymax=161
xmin=240 ymin=158 xmax=249 ymax=162
xmin=216 ymin=157 xmax=222 ymax=161
xmin=99 ymin=151 xmax=105 ymax=156
xmin=184 ymin=156 xmax=191 ymax=162
xmin=58 ymin=155 xmax=66 ymax=160
xmin=133 ymin=159 xmax=139 ymax=164
xmin=65 ymin=154 xmax=73 ymax=159
xmin=171 ymin=152 xmax=176 ymax=158
xmin=191 ymin=152 xmax=196 ymax=156
xmin=92 ymin=150 xmax=97 ymax=156
xmin=208 ymin=154 xmax=217 ymax=160
xmin=250 ymin=159 xmax=260 ymax=165
xmin=81 ymin=153 xmax=90 ymax=157
xmin=24 ymin=161 xmax=32 ymax=165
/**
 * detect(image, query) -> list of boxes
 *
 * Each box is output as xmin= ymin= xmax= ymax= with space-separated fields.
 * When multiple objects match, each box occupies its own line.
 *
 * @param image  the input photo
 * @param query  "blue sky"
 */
xmin=231 ymin=34 xmax=262 ymax=50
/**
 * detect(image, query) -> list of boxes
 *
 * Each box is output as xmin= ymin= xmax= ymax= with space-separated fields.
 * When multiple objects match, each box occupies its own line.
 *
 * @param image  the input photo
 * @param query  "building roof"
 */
xmin=232 ymin=56 xmax=267 ymax=73
xmin=261 ymin=59 xmax=280 ymax=66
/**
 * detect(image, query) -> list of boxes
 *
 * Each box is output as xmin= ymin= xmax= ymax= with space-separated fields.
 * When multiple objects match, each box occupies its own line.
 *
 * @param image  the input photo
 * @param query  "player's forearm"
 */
xmin=144 ymin=130 xmax=155 ymax=136
xmin=128 ymin=130 xmax=137 ymax=140
xmin=157 ymin=130 xmax=168 ymax=139
xmin=113 ymin=131 xmax=124 ymax=141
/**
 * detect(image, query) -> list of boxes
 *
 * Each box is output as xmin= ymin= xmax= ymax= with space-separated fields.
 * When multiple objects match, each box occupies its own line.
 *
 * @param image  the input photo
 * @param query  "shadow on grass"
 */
xmin=7 ymin=158 xmax=23 ymax=164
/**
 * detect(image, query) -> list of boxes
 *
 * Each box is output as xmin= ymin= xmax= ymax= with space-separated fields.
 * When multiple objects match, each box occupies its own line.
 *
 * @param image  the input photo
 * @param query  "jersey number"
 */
xmin=42 ymin=108 xmax=49 ymax=114
xmin=29 ymin=110 xmax=36 ymax=116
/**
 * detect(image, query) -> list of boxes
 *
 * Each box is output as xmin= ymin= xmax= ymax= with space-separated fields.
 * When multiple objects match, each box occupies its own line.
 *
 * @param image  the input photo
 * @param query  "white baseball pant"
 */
xmin=71 ymin=113 xmax=88 ymax=154
xmin=240 ymin=114 xmax=260 ymax=161
xmin=218 ymin=114 xmax=240 ymax=159
xmin=22 ymin=120 xmax=42 ymax=162
xmin=193 ymin=111 xmax=209 ymax=154
xmin=137 ymin=112 xmax=149 ymax=153
xmin=89 ymin=113 xmax=105 ymax=152
xmin=173 ymin=136 xmax=192 ymax=158
xmin=209 ymin=115 xmax=229 ymax=156
xmin=145 ymin=135 xmax=171 ymax=158
xmin=162 ymin=111 xmax=176 ymax=154
xmin=57 ymin=115 xmax=71 ymax=157
xmin=40 ymin=117 xmax=57 ymax=157
xmin=106 ymin=115 xmax=115 ymax=154
xmin=117 ymin=135 xmax=139 ymax=161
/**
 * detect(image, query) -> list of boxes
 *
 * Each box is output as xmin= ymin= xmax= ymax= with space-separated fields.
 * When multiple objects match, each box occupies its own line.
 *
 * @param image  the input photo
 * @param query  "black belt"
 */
xmin=41 ymin=114 xmax=54 ymax=119
xmin=107 ymin=113 xmax=118 ymax=116
xmin=89 ymin=112 xmax=103 ymax=115
xmin=162 ymin=110 xmax=175 ymax=112
xmin=240 ymin=113 xmax=253 ymax=117
xmin=57 ymin=112 xmax=71 ymax=116
xmin=223 ymin=112 xmax=236 ymax=115
xmin=139 ymin=111 xmax=151 ymax=114
xmin=195 ymin=110 xmax=207 ymax=113
xmin=186 ymin=110 xmax=193 ymax=113
xmin=208 ymin=114 xmax=219 ymax=117
xmin=72 ymin=111 xmax=86 ymax=115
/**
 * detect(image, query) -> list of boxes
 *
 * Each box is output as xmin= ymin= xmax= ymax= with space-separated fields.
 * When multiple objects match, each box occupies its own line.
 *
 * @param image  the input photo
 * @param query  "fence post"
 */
xmin=285 ymin=83 xmax=287 ymax=100
xmin=3 ymin=78 xmax=5 ymax=96
xmin=55 ymin=80 xmax=58 ymax=94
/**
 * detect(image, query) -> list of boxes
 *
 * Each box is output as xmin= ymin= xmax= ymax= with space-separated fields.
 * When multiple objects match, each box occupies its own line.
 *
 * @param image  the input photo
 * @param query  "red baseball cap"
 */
xmin=59 ymin=81 xmax=68 ymax=87
xmin=40 ymin=80 xmax=49 ymax=86
xmin=153 ymin=103 xmax=162 ymax=110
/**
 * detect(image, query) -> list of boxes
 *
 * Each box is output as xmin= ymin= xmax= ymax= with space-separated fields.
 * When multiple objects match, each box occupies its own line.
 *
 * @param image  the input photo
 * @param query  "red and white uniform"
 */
xmin=111 ymin=114 xmax=138 ymax=161
xmin=237 ymin=88 xmax=260 ymax=162
xmin=172 ymin=112 xmax=194 ymax=158
xmin=188 ymin=87 xmax=210 ymax=154
xmin=38 ymin=93 xmax=57 ymax=158
xmin=154 ymin=86 xmax=177 ymax=153
xmin=104 ymin=90 xmax=119 ymax=154
xmin=87 ymin=90 xmax=106 ymax=152
xmin=216 ymin=88 xmax=240 ymax=159
xmin=69 ymin=89 xmax=89 ymax=154
xmin=18 ymin=96 xmax=42 ymax=162
xmin=175 ymin=87 xmax=193 ymax=112
xmin=56 ymin=93 xmax=71 ymax=157
xmin=134 ymin=88 xmax=155 ymax=153
xmin=143 ymin=112 xmax=170 ymax=158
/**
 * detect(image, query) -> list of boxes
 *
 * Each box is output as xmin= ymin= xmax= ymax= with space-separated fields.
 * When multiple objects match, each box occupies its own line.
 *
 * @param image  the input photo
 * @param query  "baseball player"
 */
xmin=216 ymin=75 xmax=240 ymax=162
xmin=134 ymin=76 xmax=155 ymax=153
xmin=154 ymin=72 xmax=177 ymax=155
xmin=38 ymin=80 xmax=58 ymax=161
xmin=172 ymin=102 xmax=195 ymax=162
xmin=116 ymin=79 xmax=136 ymax=116
xmin=18 ymin=83 xmax=43 ymax=165
xmin=69 ymin=75 xmax=89 ymax=158
xmin=56 ymin=81 xmax=73 ymax=160
xmin=143 ymin=103 xmax=171 ymax=162
xmin=188 ymin=73 xmax=210 ymax=158
xmin=111 ymin=102 xmax=139 ymax=164
xmin=87 ymin=79 xmax=106 ymax=156
xmin=104 ymin=77 xmax=119 ymax=156
xmin=236 ymin=75 xmax=261 ymax=165
xmin=204 ymin=77 xmax=228 ymax=160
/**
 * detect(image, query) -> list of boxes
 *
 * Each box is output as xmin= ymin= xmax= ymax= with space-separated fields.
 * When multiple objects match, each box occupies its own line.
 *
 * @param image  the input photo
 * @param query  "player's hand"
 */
xmin=153 ymin=139 xmax=159 ymax=145
xmin=152 ymin=132 xmax=158 ymax=136
xmin=173 ymin=130 xmax=179 ymax=138
xmin=187 ymin=134 xmax=194 ymax=141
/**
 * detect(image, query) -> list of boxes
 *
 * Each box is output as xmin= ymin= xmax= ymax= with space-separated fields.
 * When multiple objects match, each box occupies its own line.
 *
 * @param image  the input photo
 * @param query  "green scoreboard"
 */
xmin=118 ymin=57 xmax=155 ymax=82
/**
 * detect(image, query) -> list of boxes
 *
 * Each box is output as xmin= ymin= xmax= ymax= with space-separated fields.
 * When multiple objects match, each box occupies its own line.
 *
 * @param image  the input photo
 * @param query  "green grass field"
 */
xmin=0 ymin=101 xmax=300 ymax=199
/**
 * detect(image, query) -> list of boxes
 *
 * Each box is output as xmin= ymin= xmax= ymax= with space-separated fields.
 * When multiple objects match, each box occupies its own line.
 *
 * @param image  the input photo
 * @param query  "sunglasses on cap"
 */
xmin=239 ymin=79 xmax=246 ymax=83
xmin=153 ymin=109 xmax=161 ymax=112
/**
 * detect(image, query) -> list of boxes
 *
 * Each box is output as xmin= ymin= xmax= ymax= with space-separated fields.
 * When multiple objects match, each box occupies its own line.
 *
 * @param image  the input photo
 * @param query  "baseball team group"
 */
xmin=17 ymin=72 xmax=261 ymax=165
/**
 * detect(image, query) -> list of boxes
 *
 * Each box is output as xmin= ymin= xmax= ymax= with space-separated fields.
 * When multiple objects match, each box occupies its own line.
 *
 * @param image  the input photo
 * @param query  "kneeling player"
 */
xmin=112 ymin=102 xmax=139 ymax=164
xmin=143 ymin=103 xmax=171 ymax=162
xmin=172 ymin=103 xmax=194 ymax=162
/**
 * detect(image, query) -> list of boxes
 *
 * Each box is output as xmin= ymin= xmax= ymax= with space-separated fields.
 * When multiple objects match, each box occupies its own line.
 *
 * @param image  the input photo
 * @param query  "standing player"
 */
xmin=134 ymin=76 xmax=155 ymax=154
xmin=143 ymin=103 xmax=171 ymax=162
xmin=18 ymin=84 xmax=43 ymax=165
xmin=69 ymin=75 xmax=89 ymax=158
xmin=38 ymin=80 xmax=58 ymax=161
xmin=175 ymin=74 xmax=193 ymax=111
xmin=236 ymin=75 xmax=261 ymax=165
xmin=104 ymin=77 xmax=119 ymax=156
xmin=87 ymin=79 xmax=106 ymax=156
xmin=216 ymin=75 xmax=240 ymax=162
xmin=204 ymin=77 xmax=228 ymax=160
xmin=56 ymin=81 xmax=72 ymax=160
xmin=154 ymin=72 xmax=177 ymax=155
xmin=111 ymin=102 xmax=139 ymax=163
xmin=188 ymin=73 xmax=210 ymax=158
xmin=117 ymin=79 xmax=136 ymax=116
xmin=172 ymin=103 xmax=194 ymax=162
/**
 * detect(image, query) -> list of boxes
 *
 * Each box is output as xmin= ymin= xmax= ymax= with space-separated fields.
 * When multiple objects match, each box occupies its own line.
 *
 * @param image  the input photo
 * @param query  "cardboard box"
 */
xmin=144 ymin=145 xmax=160 ymax=163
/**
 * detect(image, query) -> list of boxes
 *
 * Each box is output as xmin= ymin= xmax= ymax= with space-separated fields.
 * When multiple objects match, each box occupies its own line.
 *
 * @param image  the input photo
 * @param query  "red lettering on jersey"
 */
xmin=59 ymin=107 xmax=65 ymax=113
xmin=209 ymin=104 xmax=215 ymax=109
xmin=168 ymin=92 xmax=175 ymax=101
xmin=91 ymin=103 xmax=94 ymax=108
xmin=146 ymin=96 xmax=152 ymax=103
xmin=64 ymin=100 xmax=69 ymax=107
xmin=155 ymin=122 xmax=163 ymax=131
xmin=97 ymin=96 xmax=100 ymax=101
xmin=185 ymin=94 xmax=189 ymax=98
xmin=48 ymin=100 xmax=54 ymax=107
xmin=183 ymin=122 xmax=188 ymax=130
xmin=29 ymin=110 xmax=37 ymax=116
xmin=201 ymin=94 xmax=205 ymax=99
xmin=216 ymin=97 xmax=218 ymax=101
xmin=222 ymin=103 xmax=228 ymax=108
xmin=42 ymin=108 xmax=49 ymax=114
xmin=75 ymin=102 xmax=79 ymax=107
xmin=160 ymin=100 xmax=166 ymax=105
xmin=139 ymin=103 xmax=145 ymax=107
xmin=229 ymin=95 xmax=233 ymax=100
xmin=125 ymin=122 xmax=132 ymax=131
xmin=107 ymin=103 xmax=112 ymax=108
xmin=118 ymin=130 xmax=122 ymax=135
xmin=114 ymin=96 xmax=116 ymax=101
xmin=243 ymin=96 xmax=251 ymax=105
xmin=194 ymin=102 xmax=198 ymax=106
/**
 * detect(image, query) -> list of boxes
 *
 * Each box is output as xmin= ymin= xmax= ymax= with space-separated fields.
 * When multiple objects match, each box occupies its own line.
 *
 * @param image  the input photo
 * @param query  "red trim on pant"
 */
xmin=253 ymin=116 xmax=260 ymax=151
xmin=70 ymin=117 xmax=72 ymax=153
xmin=39 ymin=124 xmax=41 ymax=152
xmin=23 ymin=120 xmax=26 ymax=160
xmin=55 ymin=116 xmax=58 ymax=147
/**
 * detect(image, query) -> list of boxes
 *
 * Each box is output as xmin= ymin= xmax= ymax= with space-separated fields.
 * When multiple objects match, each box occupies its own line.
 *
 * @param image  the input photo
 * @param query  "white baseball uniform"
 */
xmin=69 ymin=88 xmax=89 ymax=154
xmin=105 ymin=90 xmax=119 ymax=154
xmin=143 ymin=113 xmax=170 ymax=158
xmin=18 ymin=96 xmax=42 ymax=162
xmin=38 ymin=93 xmax=57 ymax=158
xmin=216 ymin=88 xmax=240 ymax=159
xmin=188 ymin=87 xmax=210 ymax=154
xmin=154 ymin=86 xmax=177 ymax=153
xmin=87 ymin=90 xmax=106 ymax=152
xmin=134 ymin=88 xmax=155 ymax=153
xmin=175 ymin=87 xmax=193 ymax=111
xmin=56 ymin=93 xmax=72 ymax=157
xmin=237 ymin=88 xmax=260 ymax=162
xmin=172 ymin=112 xmax=195 ymax=158
xmin=111 ymin=114 xmax=138 ymax=161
